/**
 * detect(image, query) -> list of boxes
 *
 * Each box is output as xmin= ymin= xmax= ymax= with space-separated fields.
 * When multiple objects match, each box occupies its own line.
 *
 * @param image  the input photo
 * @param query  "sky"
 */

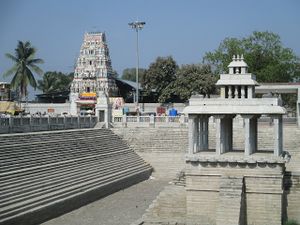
xmin=0 ymin=0 xmax=300 ymax=99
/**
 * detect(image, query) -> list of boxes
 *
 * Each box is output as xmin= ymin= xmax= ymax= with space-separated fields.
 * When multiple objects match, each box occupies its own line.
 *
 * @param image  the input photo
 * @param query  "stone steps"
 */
xmin=216 ymin=176 xmax=244 ymax=225
xmin=1 ymin=152 xmax=141 ymax=186
xmin=1 ymin=145 xmax=128 ymax=168
xmin=113 ymin=125 xmax=300 ymax=181
xmin=112 ymin=127 xmax=188 ymax=180
xmin=0 ymin=165 xmax=149 ymax=217
xmin=0 ymin=128 xmax=152 ymax=225
xmin=0 ymin=133 xmax=116 ymax=154
xmin=113 ymin=127 xmax=188 ymax=152
xmin=0 ymin=154 xmax=144 ymax=204
xmin=0 ymin=132 xmax=127 ymax=172
xmin=0 ymin=130 xmax=117 ymax=150
xmin=0 ymin=144 xmax=129 ymax=171
xmin=113 ymin=125 xmax=300 ymax=152
xmin=0 ymin=129 xmax=106 ymax=146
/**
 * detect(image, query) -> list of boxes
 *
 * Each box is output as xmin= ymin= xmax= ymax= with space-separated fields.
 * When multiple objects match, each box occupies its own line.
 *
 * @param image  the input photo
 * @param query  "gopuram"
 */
xmin=70 ymin=32 xmax=118 ymax=122
xmin=183 ymin=55 xmax=288 ymax=225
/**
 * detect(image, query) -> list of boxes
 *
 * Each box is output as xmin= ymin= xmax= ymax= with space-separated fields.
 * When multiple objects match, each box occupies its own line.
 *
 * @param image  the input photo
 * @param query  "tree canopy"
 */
xmin=37 ymin=71 xmax=73 ymax=93
xmin=142 ymin=56 xmax=178 ymax=100
xmin=3 ymin=41 xmax=44 ymax=100
xmin=203 ymin=31 xmax=300 ymax=83
xmin=121 ymin=68 xmax=146 ymax=82
xmin=159 ymin=64 xmax=217 ymax=103
xmin=142 ymin=56 xmax=217 ymax=103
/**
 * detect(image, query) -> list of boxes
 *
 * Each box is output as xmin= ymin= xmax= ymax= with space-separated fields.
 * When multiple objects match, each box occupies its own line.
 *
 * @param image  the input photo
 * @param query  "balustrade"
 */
xmin=112 ymin=115 xmax=186 ymax=127
xmin=0 ymin=115 xmax=97 ymax=134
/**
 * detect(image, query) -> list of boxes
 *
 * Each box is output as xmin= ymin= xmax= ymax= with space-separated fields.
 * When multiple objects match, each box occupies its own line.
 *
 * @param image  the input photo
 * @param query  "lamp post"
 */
xmin=128 ymin=21 xmax=145 ymax=108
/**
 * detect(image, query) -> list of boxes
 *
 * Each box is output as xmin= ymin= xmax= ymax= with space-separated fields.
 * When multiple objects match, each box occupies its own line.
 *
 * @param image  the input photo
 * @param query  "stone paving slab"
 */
xmin=42 ymin=179 xmax=168 ymax=225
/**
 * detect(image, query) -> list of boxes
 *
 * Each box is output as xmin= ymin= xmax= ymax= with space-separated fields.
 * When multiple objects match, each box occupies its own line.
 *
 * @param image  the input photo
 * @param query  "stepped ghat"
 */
xmin=0 ymin=128 xmax=152 ymax=225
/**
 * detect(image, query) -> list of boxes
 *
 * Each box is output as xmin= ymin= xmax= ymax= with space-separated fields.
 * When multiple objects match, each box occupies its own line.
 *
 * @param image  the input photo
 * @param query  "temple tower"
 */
xmin=70 ymin=32 xmax=118 ymax=116
xmin=183 ymin=55 xmax=288 ymax=225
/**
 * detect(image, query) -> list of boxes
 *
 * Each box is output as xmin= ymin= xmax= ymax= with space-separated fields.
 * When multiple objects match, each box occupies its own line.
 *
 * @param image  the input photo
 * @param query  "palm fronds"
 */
xmin=4 ymin=41 xmax=44 ymax=100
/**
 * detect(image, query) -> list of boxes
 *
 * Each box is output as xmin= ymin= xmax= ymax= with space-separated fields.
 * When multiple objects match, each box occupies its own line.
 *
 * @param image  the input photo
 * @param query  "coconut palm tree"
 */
xmin=3 ymin=41 xmax=44 ymax=101
xmin=37 ymin=71 xmax=74 ymax=93
xmin=37 ymin=72 xmax=58 ymax=93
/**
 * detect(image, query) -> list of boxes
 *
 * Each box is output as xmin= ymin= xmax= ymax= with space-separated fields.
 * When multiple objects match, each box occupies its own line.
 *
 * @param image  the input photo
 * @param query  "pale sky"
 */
xmin=0 ymin=0 xmax=299 ymax=98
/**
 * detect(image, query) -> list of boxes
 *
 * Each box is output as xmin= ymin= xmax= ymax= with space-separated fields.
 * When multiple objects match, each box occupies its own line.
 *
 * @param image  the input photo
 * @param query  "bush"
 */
xmin=284 ymin=220 xmax=299 ymax=225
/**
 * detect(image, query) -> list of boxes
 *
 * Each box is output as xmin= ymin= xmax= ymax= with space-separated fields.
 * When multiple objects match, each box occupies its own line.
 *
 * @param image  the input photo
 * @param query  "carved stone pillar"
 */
xmin=199 ymin=115 xmax=209 ymax=151
xmin=242 ymin=115 xmax=258 ymax=156
xmin=188 ymin=115 xmax=199 ymax=154
xmin=215 ymin=115 xmax=235 ymax=154
xmin=273 ymin=115 xmax=283 ymax=156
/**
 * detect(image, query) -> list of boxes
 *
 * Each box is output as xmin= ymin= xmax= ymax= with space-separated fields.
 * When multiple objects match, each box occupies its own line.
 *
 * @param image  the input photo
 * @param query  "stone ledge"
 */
xmin=185 ymin=154 xmax=287 ymax=165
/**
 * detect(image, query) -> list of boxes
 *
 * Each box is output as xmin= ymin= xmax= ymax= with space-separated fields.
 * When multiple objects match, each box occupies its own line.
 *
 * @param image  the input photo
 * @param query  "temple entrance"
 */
xmin=99 ymin=110 xmax=105 ymax=122
xmin=79 ymin=104 xmax=95 ymax=116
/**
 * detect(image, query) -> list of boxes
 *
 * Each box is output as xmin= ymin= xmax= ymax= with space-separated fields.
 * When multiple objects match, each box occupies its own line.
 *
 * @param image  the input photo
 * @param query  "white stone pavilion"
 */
xmin=183 ymin=55 xmax=288 ymax=225
xmin=184 ymin=55 xmax=286 ymax=157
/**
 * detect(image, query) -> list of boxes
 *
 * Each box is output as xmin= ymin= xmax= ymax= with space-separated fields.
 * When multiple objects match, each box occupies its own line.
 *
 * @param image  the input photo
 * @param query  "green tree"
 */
xmin=143 ymin=56 xmax=178 ymax=101
xmin=37 ymin=72 xmax=58 ymax=93
xmin=159 ymin=64 xmax=217 ymax=102
xmin=111 ymin=70 xmax=119 ymax=79
xmin=37 ymin=71 xmax=73 ymax=93
xmin=203 ymin=31 xmax=300 ymax=82
xmin=3 ymin=41 xmax=44 ymax=100
xmin=121 ymin=68 xmax=146 ymax=82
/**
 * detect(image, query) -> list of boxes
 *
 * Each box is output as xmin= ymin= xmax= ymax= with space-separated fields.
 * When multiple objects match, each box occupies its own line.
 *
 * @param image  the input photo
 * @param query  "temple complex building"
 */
xmin=183 ymin=55 xmax=288 ymax=225
xmin=70 ymin=32 xmax=118 ymax=118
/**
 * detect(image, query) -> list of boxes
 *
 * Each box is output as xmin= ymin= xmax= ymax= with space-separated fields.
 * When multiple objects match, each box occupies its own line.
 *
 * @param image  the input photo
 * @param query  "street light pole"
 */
xmin=128 ymin=21 xmax=145 ymax=108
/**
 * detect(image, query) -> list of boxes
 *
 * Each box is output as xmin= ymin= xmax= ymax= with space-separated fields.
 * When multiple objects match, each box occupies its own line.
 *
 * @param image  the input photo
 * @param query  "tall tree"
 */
xmin=3 ymin=41 xmax=44 ymax=100
xmin=121 ymin=68 xmax=146 ymax=82
xmin=143 ymin=56 xmax=178 ymax=101
xmin=38 ymin=71 xmax=73 ymax=93
xmin=159 ymin=64 xmax=217 ymax=103
xmin=203 ymin=31 xmax=300 ymax=83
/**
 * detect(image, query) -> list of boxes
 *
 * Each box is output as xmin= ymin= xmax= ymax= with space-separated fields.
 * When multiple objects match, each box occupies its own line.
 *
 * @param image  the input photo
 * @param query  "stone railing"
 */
xmin=0 ymin=115 xmax=98 ymax=134
xmin=112 ymin=115 xmax=297 ymax=128
xmin=113 ymin=115 xmax=187 ymax=127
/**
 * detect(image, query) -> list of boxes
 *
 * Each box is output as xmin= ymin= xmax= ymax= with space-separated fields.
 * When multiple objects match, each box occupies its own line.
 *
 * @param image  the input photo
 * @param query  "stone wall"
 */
xmin=22 ymin=102 xmax=70 ymax=115
xmin=124 ymin=103 xmax=187 ymax=114
xmin=185 ymin=162 xmax=284 ymax=225
xmin=112 ymin=127 xmax=188 ymax=179
xmin=22 ymin=102 xmax=187 ymax=115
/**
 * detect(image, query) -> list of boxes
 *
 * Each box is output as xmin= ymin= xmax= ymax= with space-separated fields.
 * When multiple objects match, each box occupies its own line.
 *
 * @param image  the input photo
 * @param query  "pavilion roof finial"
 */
xmin=228 ymin=53 xmax=248 ymax=73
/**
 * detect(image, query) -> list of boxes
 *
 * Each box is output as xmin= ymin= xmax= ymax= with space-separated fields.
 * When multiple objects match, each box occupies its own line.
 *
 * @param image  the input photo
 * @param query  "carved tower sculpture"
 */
xmin=70 ymin=32 xmax=117 ymax=117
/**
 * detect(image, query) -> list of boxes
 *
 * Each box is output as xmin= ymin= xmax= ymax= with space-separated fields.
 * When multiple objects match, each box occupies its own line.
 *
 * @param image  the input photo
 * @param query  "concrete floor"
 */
xmin=42 ymin=178 xmax=168 ymax=225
